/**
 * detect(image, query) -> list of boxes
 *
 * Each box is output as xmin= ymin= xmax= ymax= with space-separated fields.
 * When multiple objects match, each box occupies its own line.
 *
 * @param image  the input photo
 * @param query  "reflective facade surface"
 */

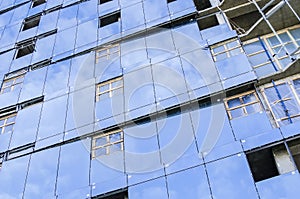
xmin=0 ymin=0 xmax=299 ymax=198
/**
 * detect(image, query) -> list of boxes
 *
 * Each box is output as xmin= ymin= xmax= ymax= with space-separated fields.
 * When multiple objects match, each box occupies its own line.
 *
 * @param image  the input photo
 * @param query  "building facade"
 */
xmin=0 ymin=0 xmax=299 ymax=198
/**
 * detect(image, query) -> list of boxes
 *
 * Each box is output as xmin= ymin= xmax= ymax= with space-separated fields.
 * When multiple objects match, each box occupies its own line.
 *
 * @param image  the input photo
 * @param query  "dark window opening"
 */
xmin=15 ymin=41 xmax=36 ymax=59
xmin=288 ymin=139 xmax=300 ymax=172
xmin=22 ymin=15 xmax=41 ymax=31
xmin=167 ymin=0 xmax=177 ymax=3
xmin=99 ymin=0 xmax=113 ymax=4
xmin=92 ymin=189 xmax=128 ymax=199
xmin=247 ymin=147 xmax=279 ymax=182
xmin=99 ymin=11 xmax=120 ymax=28
xmin=247 ymin=143 xmax=296 ymax=182
xmin=197 ymin=15 xmax=219 ymax=30
xmin=32 ymin=0 xmax=46 ymax=8
xmin=194 ymin=0 xmax=212 ymax=11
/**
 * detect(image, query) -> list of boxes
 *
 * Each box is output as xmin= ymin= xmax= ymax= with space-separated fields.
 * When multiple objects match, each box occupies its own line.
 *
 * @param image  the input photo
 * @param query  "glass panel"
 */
xmin=10 ymin=103 xmax=42 ymax=149
xmin=38 ymin=95 xmax=68 ymax=140
xmin=121 ymin=2 xmax=145 ymax=31
xmin=123 ymin=66 xmax=155 ymax=111
xmin=19 ymin=67 xmax=47 ymax=103
xmin=230 ymin=107 xmax=244 ymax=118
xmin=293 ymin=78 xmax=300 ymax=96
xmin=227 ymin=98 xmax=241 ymax=108
xmin=3 ymin=124 xmax=13 ymax=134
xmin=206 ymin=154 xmax=258 ymax=199
xmin=75 ymin=19 xmax=98 ymax=48
xmin=246 ymin=103 xmax=261 ymax=114
xmin=152 ymin=57 xmax=187 ymax=101
xmin=129 ymin=177 xmax=168 ymax=199
xmin=53 ymin=27 xmax=76 ymax=56
xmin=23 ymin=147 xmax=60 ymax=198
xmin=167 ymin=166 xmax=211 ymax=199
xmin=56 ymin=140 xmax=90 ymax=195
xmin=44 ymin=60 xmax=71 ymax=99
xmin=57 ymin=4 xmax=79 ymax=30
xmin=0 ymin=155 xmax=30 ymax=198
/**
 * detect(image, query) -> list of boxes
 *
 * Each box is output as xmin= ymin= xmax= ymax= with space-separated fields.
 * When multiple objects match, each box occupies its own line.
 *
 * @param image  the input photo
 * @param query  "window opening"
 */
xmin=92 ymin=189 xmax=128 ymax=199
xmin=244 ymin=26 xmax=300 ymax=74
xmin=96 ymin=77 xmax=123 ymax=101
xmin=0 ymin=113 xmax=16 ymax=135
xmin=32 ymin=0 xmax=46 ymax=8
xmin=261 ymin=75 xmax=300 ymax=127
xmin=246 ymin=143 xmax=295 ymax=182
xmin=99 ymin=11 xmax=120 ymax=28
xmin=22 ymin=15 xmax=41 ymax=31
xmin=15 ymin=40 xmax=36 ymax=59
xmin=99 ymin=0 xmax=113 ymax=4
xmin=1 ymin=69 xmax=27 ymax=94
xmin=211 ymin=38 xmax=243 ymax=61
xmin=167 ymin=0 xmax=177 ymax=3
xmin=224 ymin=90 xmax=262 ymax=119
xmin=95 ymin=44 xmax=120 ymax=63
xmin=288 ymin=139 xmax=300 ymax=172
xmin=92 ymin=129 xmax=124 ymax=158
xmin=197 ymin=15 xmax=218 ymax=30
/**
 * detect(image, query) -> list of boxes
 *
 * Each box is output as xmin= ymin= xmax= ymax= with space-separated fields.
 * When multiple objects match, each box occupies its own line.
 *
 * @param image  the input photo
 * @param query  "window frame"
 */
xmin=31 ymin=0 xmax=46 ymax=8
xmin=260 ymin=74 xmax=300 ymax=127
xmin=99 ymin=11 xmax=121 ymax=28
xmin=15 ymin=40 xmax=36 ymax=59
xmin=246 ymin=137 xmax=300 ymax=182
xmin=1 ymin=69 xmax=27 ymax=94
xmin=91 ymin=129 xmax=124 ymax=159
xmin=96 ymin=76 xmax=123 ymax=102
xmin=95 ymin=44 xmax=120 ymax=64
xmin=224 ymin=90 xmax=262 ymax=120
xmin=210 ymin=38 xmax=244 ymax=61
xmin=22 ymin=14 xmax=41 ymax=31
xmin=0 ymin=113 xmax=17 ymax=135
xmin=243 ymin=25 xmax=300 ymax=72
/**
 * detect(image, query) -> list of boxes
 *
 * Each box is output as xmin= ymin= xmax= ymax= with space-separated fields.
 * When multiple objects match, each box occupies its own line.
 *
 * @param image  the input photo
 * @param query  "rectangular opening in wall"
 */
xmin=15 ymin=40 xmax=36 ymax=59
xmin=92 ymin=189 xmax=128 ymax=199
xmin=99 ymin=11 xmax=120 ymax=28
xmin=247 ymin=147 xmax=279 ymax=182
xmin=288 ymin=138 xmax=300 ymax=172
xmin=223 ymin=90 xmax=261 ymax=120
xmin=246 ymin=143 xmax=295 ymax=182
xmin=197 ymin=15 xmax=219 ymax=30
xmin=96 ymin=76 xmax=123 ymax=101
xmin=167 ymin=0 xmax=177 ymax=3
xmin=194 ymin=0 xmax=212 ymax=11
xmin=95 ymin=44 xmax=120 ymax=63
xmin=91 ymin=129 xmax=124 ymax=158
xmin=0 ymin=111 xmax=17 ymax=135
xmin=1 ymin=69 xmax=27 ymax=94
xmin=32 ymin=0 xmax=46 ymax=8
xmin=99 ymin=0 xmax=113 ymax=4
xmin=22 ymin=15 xmax=41 ymax=31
